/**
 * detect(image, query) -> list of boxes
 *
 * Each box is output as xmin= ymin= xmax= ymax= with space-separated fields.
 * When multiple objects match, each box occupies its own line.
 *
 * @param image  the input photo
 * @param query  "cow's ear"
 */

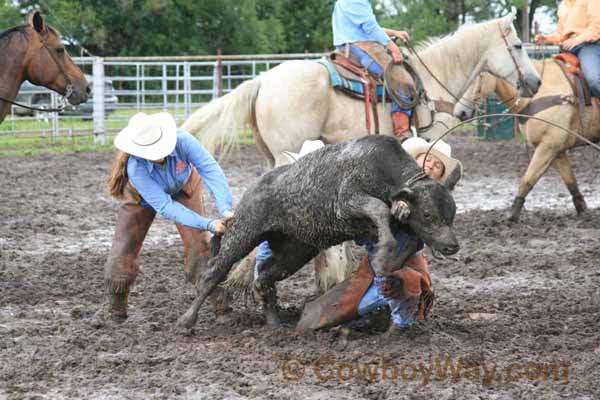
xmin=391 ymin=187 xmax=415 ymax=203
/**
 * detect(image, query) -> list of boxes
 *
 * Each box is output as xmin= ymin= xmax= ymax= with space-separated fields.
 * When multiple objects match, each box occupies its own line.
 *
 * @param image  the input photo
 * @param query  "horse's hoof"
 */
xmin=508 ymin=197 xmax=525 ymax=223
xmin=265 ymin=311 xmax=282 ymax=328
xmin=573 ymin=195 xmax=587 ymax=215
xmin=507 ymin=213 xmax=520 ymax=223
xmin=110 ymin=313 xmax=128 ymax=323
xmin=177 ymin=309 xmax=199 ymax=330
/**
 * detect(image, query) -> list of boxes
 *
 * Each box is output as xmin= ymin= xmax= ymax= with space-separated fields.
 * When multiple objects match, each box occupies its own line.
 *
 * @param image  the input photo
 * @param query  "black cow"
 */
xmin=178 ymin=136 xmax=459 ymax=328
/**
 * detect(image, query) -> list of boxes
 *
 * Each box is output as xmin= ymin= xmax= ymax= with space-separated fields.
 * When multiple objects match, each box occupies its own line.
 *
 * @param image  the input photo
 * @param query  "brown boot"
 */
xmin=392 ymin=112 xmax=411 ymax=141
xmin=104 ymin=200 xmax=156 ymax=320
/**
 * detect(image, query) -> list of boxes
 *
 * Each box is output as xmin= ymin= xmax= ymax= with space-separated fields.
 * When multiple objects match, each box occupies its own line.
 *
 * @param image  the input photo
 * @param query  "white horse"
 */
xmin=183 ymin=13 xmax=541 ymax=293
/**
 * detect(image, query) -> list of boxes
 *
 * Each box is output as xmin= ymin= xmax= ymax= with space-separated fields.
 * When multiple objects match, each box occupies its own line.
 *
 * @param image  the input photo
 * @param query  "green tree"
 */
xmin=0 ymin=0 xmax=23 ymax=29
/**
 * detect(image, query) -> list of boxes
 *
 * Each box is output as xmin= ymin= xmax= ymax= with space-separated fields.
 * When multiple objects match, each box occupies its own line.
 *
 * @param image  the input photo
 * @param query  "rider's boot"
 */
xmin=392 ymin=112 xmax=411 ymax=142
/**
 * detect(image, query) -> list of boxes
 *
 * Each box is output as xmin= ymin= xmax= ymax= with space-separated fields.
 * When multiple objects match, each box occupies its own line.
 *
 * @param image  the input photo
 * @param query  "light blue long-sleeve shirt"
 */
xmin=332 ymin=0 xmax=390 ymax=46
xmin=127 ymin=129 xmax=233 ymax=232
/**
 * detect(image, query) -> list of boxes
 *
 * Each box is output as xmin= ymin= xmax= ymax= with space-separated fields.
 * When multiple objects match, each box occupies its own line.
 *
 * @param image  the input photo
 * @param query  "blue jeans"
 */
xmin=569 ymin=40 xmax=600 ymax=98
xmin=254 ymin=241 xmax=273 ymax=280
xmin=337 ymin=44 xmax=412 ymax=116
xmin=357 ymin=275 xmax=419 ymax=328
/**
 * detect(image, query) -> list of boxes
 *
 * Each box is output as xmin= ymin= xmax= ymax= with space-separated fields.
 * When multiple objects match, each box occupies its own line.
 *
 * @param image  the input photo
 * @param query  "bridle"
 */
xmin=0 ymin=27 xmax=72 ymax=113
xmin=497 ymin=22 xmax=536 ymax=98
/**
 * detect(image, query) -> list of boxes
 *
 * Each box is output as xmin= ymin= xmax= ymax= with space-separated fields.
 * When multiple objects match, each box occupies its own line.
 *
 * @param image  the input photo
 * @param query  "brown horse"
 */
xmin=0 ymin=11 xmax=89 ymax=123
xmin=454 ymin=61 xmax=600 ymax=222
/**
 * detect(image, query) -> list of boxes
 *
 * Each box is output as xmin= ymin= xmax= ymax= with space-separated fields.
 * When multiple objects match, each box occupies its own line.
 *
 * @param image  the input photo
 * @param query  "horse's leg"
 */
xmin=551 ymin=152 xmax=587 ymax=214
xmin=253 ymin=239 xmax=319 ymax=327
xmin=313 ymin=243 xmax=354 ymax=295
xmin=509 ymin=142 xmax=559 ymax=222
xmin=177 ymin=236 xmax=259 ymax=329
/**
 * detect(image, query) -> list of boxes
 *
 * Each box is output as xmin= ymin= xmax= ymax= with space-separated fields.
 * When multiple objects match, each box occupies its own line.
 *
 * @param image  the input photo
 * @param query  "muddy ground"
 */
xmin=0 ymin=138 xmax=599 ymax=399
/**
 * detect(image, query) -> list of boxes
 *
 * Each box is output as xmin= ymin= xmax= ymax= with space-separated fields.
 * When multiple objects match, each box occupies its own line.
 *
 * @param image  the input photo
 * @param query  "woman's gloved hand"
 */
xmin=209 ymin=219 xmax=227 ymax=234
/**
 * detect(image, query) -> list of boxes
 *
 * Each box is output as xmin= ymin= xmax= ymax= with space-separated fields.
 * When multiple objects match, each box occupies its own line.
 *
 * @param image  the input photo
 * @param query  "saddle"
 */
xmin=320 ymin=48 xmax=429 ymax=134
xmin=516 ymin=53 xmax=599 ymax=128
xmin=554 ymin=53 xmax=593 ymax=107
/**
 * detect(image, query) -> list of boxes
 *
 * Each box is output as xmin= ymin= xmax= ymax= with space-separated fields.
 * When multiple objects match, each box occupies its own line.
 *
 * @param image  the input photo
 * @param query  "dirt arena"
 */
xmin=1 ymin=138 xmax=599 ymax=399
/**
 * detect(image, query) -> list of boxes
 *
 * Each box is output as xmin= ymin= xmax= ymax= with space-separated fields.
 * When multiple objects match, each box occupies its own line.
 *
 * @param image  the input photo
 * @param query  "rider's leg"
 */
xmin=104 ymin=199 xmax=155 ymax=320
xmin=575 ymin=41 xmax=600 ymax=98
xmin=343 ymin=44 xmax=413 ymax=140
xmin=391 ymin=104 xmax=412 ymax=141
xmin=254 ymin=241 xmax=273 ymax=280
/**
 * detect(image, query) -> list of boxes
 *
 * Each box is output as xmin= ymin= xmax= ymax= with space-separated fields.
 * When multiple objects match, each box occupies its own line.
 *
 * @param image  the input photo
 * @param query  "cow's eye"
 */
xmin=514 ymin=44 xmax=522 ymax=50
xmin=423 ymin=212 xmax=431 ymax=219
xmin=56 ymin=47 xmax=65 ymax=55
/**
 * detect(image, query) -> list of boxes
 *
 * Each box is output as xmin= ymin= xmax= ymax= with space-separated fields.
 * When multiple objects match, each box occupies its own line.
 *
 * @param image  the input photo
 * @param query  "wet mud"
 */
xmin=0 ymin=138 xmax=599 ymax=399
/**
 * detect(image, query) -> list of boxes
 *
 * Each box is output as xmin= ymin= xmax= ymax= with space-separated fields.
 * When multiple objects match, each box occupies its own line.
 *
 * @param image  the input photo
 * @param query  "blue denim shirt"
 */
xmin=127 ymin=129 xmax=233 ymax=232
xmin=332 ymin=0 xmax=390 ymax=46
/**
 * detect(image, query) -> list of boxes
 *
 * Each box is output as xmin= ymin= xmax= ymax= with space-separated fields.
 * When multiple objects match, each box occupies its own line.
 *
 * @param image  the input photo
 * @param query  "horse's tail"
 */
xmin=181 ymin=77 xmax=262 ymax=156
xmin=314 ymin=244 xmax=355 ymax=294
xmin=220 ymin=248 xmax=258 ymax=303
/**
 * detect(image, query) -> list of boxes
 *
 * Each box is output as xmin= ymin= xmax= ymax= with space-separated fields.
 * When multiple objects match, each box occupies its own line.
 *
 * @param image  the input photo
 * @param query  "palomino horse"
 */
xmin=0 ymin=12 xmax=89 ymax=123
xmin=453 ymin=60 xmax=599 ymax=222
xmin=182 ymin=14 xmax=541 ymax=293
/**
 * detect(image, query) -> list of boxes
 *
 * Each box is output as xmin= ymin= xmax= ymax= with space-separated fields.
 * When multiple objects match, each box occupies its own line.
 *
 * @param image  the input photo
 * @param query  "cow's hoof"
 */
xmin=177 ymin=309 xmax=198 ymax=330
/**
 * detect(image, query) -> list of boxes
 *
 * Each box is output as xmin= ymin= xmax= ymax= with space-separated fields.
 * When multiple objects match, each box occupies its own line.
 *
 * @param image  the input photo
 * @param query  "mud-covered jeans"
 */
xmin=103 ymin=167 xmax=225 ymax=318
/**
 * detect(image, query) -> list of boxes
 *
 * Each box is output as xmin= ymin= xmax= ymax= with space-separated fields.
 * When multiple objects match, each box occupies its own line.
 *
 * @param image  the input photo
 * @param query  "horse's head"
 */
xmin=483 ymin=12 xmax=541 ymax=97
xmin=24 ymin=12 xmax=89 ymax=105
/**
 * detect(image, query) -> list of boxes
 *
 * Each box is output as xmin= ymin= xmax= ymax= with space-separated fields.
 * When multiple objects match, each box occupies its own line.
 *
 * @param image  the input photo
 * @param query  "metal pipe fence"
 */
xmin=1 ymin=47 xmax=559 ymax=144
xmin=1 ymin=53 xmax=325 ymax=142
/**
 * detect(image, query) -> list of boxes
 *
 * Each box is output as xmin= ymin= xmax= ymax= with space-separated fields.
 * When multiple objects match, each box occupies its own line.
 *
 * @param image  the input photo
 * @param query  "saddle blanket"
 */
xmin=317 ymin=58 xmax=387 ymax=100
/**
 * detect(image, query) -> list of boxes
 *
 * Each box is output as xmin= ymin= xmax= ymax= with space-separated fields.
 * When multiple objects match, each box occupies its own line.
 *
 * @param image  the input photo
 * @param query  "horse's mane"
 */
xmin=413 ymin=18 xmax=509 ymax=81
xmin=0 ymin=24 xmax=60 ymax=49
xmin=0 ymin=26 xmax=28 ymax=43
xmin=415 ymin=18 xmax=505 ymax=52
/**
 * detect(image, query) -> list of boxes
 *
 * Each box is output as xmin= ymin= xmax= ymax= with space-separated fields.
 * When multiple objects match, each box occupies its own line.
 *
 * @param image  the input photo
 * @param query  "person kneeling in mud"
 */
xmin=295 ymin=137 xmax=463 ymax=335
xmin=104 ymin=112 xmax=234 ymax=321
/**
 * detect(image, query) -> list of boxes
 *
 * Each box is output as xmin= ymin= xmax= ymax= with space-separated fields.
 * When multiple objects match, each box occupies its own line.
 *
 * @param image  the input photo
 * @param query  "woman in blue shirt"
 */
xmin=104 ymin=112 xmax=234 ymax=321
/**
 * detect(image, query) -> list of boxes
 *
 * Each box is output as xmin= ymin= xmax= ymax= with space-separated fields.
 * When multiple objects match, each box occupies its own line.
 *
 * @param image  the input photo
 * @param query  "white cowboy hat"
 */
xmin=114 ymin=112 xmax=177 ymax=161
xmin=282 ymin=140 xmax=325 ymax=163
xmin=402 ymin=137 xmax=463 ymax=184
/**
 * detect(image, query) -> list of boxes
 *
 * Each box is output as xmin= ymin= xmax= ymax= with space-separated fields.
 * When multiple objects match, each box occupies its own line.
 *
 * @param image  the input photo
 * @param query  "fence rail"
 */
xmin=1 ymin=46 xmax=559 ymax=143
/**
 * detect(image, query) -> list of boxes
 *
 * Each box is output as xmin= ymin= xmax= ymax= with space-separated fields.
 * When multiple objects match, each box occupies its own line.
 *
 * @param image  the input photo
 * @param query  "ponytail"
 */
xmin=107 ymin=151 xmax=130 ymax=198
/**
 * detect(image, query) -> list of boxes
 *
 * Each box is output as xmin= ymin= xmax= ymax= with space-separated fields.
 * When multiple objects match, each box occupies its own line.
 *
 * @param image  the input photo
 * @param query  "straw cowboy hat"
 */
xmin=282 ymin=139 xmax=325 ymax=163
xmin=114 ymin=112 xmax=177 ymax=161
xmin=402 ymin=137 xmax=463 ymax=184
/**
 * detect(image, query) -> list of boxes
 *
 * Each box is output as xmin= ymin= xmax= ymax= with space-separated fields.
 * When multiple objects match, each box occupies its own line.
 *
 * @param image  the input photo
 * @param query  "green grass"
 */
xmin=0 ymin=135 xmax=114 ymax=157
xmin=0 ymin=107 xmax=257 ymax=157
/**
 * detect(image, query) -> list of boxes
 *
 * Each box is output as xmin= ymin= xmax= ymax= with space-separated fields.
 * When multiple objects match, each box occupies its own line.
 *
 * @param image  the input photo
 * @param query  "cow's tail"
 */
xmin=181 ymin=77 xmax=262 ymax=156
xmin=219 ymin=248 xmax=258 ymax=304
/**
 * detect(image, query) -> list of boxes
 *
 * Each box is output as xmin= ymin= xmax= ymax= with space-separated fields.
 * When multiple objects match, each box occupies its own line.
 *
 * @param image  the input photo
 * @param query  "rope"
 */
xmin=0 ymin=95 xmax=64 ymax=113
xmin=422 ymin=112 xmax=600 ymax=168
